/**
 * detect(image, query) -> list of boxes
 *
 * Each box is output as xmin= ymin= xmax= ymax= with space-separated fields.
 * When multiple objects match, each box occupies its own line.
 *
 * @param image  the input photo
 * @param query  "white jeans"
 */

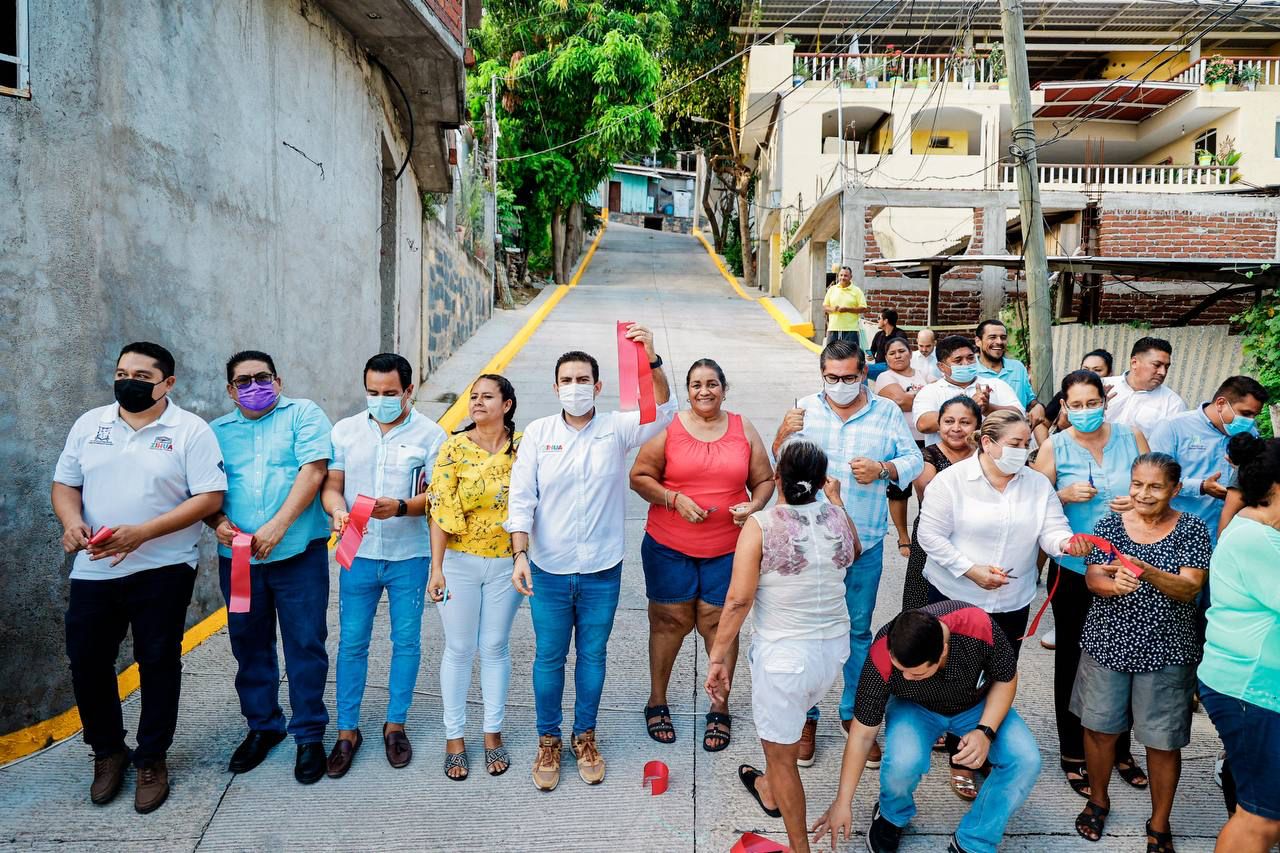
xmin=436 ymin=550 xmax=523 ymax=739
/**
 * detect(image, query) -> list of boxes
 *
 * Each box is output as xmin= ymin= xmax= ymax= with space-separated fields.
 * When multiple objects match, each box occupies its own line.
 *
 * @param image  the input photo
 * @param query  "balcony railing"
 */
xmin=794 ymin=53 xmax=998 ymax=84
xmin=1000 ymin=162 xmax=1236 ymax=190
xmin=1173 ymin=56 xmax=1280 ymax=86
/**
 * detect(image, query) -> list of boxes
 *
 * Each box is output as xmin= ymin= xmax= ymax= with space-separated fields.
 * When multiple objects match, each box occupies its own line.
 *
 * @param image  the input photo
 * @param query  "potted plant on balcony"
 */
xmin=1204 ymin=54 xmax=1234 ymax=92
xmin=1217 ymin=136 xmax=1242 ymax=183
xmin=885 ymin=46 xmax=904 ymax=87
xmin=987 ymin=43 xmax=1007 ymax=89
xmin=1196 ymin=148 xmax=1214 ymax=166
xmin=959 ymin=47 xmax=977 ymax=90
xmin=792 ymin=60 xmax=811 ymax=88
xmin=863 ymin=57 xmax=883 ymax=89
xmin=914 ymin=64 xmax=931 ymax=88
xmin=1237 ymin=63 xmax=1261 ymax=91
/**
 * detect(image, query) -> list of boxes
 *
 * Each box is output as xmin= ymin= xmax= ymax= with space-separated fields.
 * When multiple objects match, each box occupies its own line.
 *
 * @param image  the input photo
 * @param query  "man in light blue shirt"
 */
xmin=974 ymin=319 xmax=1036 ymax=408
xmin=1149 ymin=375 xmax=1269 ymax=545
xmin=774 ymin=339 xmax=923 ymax=765
xmin=208 ymin=350 xmax=333 ymax=784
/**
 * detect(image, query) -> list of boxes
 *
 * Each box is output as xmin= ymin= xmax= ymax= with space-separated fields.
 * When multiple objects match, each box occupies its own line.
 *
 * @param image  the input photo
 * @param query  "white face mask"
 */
xmin=990 ymin=443 xmax=1029 ymax=475
xmin=823 ymin=381 xmax=861 ymax=407
xmin=558 ymin=383 xmax=596 ymax=417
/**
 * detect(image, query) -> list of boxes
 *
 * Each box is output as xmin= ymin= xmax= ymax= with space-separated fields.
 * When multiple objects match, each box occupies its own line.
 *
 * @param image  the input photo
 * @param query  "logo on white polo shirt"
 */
xmin=90 ymin=426 xmax=113 ymax=446
xmin=150 ymin=436 xmax=174 ymax=452
xmin=543 ymin=443 xmax=564 ymax=452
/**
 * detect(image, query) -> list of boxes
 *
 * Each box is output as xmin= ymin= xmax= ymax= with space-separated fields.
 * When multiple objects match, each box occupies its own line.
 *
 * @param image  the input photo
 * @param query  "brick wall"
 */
xmin=424 ymin=0 xmax=464 ymax=38
xmin=863 ymin=279 xmax=985 ymax=328
xmin=1099 ymin=210 xmax=1277 ymax=259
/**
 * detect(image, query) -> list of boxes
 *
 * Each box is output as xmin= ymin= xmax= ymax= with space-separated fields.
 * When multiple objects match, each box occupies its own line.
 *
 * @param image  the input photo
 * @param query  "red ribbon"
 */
xmin=335 ymin=494 xmax=377 ymax=570
xmin=642 ymin=759 xmax=669 ymax=795
xmin=617 ymin=321 xmax=657 ymax=425
xmin=230 ymin=532 xmax=253 ymax=614
xmin=731 ymin=832 xmax=791 ymax=853
xmin=1019 ymin=533 xmax=1142 ymax=641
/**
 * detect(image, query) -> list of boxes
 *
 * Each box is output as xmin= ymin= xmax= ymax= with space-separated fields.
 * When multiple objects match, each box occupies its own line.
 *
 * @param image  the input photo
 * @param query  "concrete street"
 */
xmin=0 ymin=223 xmax=1231 ymax=851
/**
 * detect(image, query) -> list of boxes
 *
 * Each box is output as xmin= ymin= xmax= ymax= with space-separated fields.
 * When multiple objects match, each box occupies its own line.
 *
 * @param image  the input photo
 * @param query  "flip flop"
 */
xmin=949 ymin=767 xmax=978 ymax=801
xmin=703 ymin=712 xmax=731 ymax=753
xmin=485 ymin=745 xmax=510 ymax=777
xmin=1117 ymin=755 xmax=1149 ymax=789
xmin=644 ymin=704 xmax=676 ymax=744
xmin=443 ymin=750 xmax=469 ymax=781
xmin=738 ymin=764 xmax=781 ymax=818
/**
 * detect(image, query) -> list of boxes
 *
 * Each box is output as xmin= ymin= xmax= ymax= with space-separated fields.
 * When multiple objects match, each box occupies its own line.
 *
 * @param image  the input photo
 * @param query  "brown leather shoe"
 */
xmin=571 ymin=730 xmax=606 ymax=785
xmin=797 ymin=718 xmax=817 ymax=767
xmin=532 ymin=735 xmax=562 ymax=791
xmin=90 ymin=749 xmax=129 ymax=805
xmin=134 ymin=759 xmax=169 ymax=814
xmin=383 ymin=724 xmax=412 ymax=769
xmin=326 ymin=730 xmax=362 ymax=779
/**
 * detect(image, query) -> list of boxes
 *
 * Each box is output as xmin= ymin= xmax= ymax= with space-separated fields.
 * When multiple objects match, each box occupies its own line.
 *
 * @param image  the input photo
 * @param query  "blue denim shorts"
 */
xmin=1199 ymin=680 xmax=1280 ymax=820
xmin=640 ymin=533 xmax=734 ymax=606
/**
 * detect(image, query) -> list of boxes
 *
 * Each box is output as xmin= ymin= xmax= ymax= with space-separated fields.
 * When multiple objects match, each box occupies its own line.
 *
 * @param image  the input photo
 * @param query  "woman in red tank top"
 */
xmin=629 ymin=359 xmax=775 ymax=752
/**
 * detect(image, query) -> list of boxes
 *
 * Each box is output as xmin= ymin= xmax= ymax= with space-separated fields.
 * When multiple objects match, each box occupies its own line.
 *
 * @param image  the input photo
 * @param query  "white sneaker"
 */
xmin=1040 ymin=629 xmax=1056 ymax=650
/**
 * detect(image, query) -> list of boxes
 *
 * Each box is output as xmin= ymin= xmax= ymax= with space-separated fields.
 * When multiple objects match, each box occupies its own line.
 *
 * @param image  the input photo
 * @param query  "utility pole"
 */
xmin=489 ymin=75 xmax=513 ymax=308
xmin=1000 ymin=0 xmax=1054 ymax=404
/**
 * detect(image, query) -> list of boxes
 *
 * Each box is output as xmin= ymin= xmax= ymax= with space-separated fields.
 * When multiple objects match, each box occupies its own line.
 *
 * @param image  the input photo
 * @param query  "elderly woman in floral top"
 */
xmin=705 ymin=440 xmax=860 ymax=853
xmin=1071 ymin=452 xmax=1211 ymax=853
xmin=428 ymin=374 xmax=522 ymax=781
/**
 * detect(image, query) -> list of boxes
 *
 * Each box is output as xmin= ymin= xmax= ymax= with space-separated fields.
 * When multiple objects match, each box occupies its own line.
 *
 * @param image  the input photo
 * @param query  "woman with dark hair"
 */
xmin=1072 ymin=453 xmax=1210 ymax=850
xmin=705 ymin=440 xmax=859 ymax=853
xmin=427 ymin=374 xmax=522 ymax=780
xmin=1032 ymin=369 xmax=1150 ymax=798
xmin=1200 ymin=435 xmax=1280 ymax=853
xmin=1039 ymin=350 xmax=1115 ymax=443
xmin=875 ymin=337 xmax=931 ymax=556
xmin=630 ymin=359 xmax=774 ymax=752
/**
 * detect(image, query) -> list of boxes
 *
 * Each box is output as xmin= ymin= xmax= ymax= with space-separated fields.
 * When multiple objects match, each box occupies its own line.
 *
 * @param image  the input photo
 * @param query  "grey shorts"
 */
xmin=1070 ymin=650 xmax=1197 ymax=750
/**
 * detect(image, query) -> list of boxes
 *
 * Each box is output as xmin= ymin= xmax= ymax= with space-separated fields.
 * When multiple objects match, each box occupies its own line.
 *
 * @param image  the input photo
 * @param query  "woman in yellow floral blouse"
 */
xmin=428 ymin=374 xmax=521 ymax=781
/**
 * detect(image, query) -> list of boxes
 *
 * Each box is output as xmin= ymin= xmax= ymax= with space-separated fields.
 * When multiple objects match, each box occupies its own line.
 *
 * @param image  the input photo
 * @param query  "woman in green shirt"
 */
xmin=1199 ymin=434 xmax=1280 ymax=853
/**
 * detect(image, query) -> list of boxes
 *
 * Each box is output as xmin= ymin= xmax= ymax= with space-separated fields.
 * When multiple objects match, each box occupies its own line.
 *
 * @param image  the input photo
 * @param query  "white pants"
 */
xmin=436 ymin=550 xmax=523 ymax=739
xmin=749 ymin=635 xmax=848 ymax=744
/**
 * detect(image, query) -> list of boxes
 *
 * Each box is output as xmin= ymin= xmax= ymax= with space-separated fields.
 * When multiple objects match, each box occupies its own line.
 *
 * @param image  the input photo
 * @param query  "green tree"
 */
xmin=469 ymin=1 xmax=669 ymax=282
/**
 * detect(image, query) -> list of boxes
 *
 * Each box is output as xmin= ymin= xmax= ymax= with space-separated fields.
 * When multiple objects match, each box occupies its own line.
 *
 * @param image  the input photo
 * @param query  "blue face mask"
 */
xmin=367 ymin=394 xmax=406 ymax=424
xmin=1223 ymin=401 xmax=1255 ymax=437
xmin=949 ymin=363 xmax=978 ymax=384
xmin=1067 ymin=407 xmax=1106 ymax=433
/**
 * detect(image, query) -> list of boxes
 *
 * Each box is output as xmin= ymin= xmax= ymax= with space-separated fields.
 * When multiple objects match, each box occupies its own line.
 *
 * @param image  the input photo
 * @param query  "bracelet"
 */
xmin=512 ymin=549 xmax=528 ymax=563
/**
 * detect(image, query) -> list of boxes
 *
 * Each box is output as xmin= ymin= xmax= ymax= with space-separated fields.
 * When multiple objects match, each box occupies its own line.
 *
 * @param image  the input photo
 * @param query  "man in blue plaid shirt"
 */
xmin=773 ymin=339 xmax=924 ymax=767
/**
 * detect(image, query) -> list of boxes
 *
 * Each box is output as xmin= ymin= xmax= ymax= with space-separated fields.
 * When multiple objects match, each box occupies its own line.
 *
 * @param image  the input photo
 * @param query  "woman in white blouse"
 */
xmin=918 ymin=410 xmax=1090 ymax=652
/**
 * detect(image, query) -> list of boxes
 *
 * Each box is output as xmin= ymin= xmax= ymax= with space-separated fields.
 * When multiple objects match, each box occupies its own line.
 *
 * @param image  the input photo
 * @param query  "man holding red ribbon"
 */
xmin=206 ymin=350 xmax=334 ymax=785
xmin=507 ymin=327 xmax=673 ymax=792
xmin=52 ymin=342 xmax=226 ymax=814
xmin=320 ymin=353 xmax=445 ymax=779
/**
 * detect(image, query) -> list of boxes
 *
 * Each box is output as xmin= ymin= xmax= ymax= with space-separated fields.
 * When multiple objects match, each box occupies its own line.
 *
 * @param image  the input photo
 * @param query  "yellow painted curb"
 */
xmin=692 ymin=228 xmax=821 ymax=354
xmin=0 ymin=210 xmax=612 ymax=766
xmin=437 ymin=209 xmax=608 ymax=431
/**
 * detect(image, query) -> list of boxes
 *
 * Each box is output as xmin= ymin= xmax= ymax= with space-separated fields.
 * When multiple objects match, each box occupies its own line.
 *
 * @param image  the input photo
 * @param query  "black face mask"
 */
xmin=114 ymin=378 xmax=162 ymax=413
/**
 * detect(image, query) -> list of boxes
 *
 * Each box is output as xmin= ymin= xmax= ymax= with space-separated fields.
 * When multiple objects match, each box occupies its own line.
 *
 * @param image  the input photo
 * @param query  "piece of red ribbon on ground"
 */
xmin=230 ymin=532 xmax=253 ymax=614
xmin=335 ymin=494 xmax=377 ymax=570
xmin=642 ymin=759 xmax=669 ymax=795
xmin=730 ymin=832 xmax=790 ymax=853
xmin=616 ymin=321 xmax=657 ymax=424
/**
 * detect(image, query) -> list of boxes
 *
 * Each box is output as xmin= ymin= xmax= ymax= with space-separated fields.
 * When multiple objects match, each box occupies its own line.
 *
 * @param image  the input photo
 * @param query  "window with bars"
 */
xmin=1 ymin=0 xmax=30 ymax=97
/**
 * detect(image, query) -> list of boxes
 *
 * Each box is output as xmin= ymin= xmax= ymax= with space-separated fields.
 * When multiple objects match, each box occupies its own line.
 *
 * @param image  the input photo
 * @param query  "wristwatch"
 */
xmin=649 ymin=354 xmax=664 ymax=369
xmin=395 ymin=499 xmax=408 ymax=518
xmin=976 ymin=724 xmax=997 ymax=742
xmin=877 ymin=462 xmax=890 ymax=481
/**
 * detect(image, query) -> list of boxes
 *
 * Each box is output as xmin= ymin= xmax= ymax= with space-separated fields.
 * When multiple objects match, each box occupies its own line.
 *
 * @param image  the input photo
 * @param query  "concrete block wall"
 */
xmin=423 ymin=217 xmax=494 ymax=375
xmin=0 ymin=0 xmax=484 ymax=735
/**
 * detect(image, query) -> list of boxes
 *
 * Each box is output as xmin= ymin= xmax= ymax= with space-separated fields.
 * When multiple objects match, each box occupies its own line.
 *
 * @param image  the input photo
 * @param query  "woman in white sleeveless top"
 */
xmin=706 ymin=440 xmax=861 ymax=852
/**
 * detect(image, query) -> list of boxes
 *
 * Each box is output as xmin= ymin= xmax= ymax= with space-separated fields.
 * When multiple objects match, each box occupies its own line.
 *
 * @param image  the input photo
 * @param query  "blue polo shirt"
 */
xmin=211 ymin=396 xmax=333 ymax=563
xmin=1148 ymin=402 xmax=1252 ymax=546
xmin=976 ymin=356 xmax=1035 ymax=408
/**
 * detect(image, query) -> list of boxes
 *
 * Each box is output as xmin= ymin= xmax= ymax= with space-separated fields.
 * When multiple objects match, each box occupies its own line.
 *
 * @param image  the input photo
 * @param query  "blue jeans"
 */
xmin=336 ymin=555 xmax=429 ymax=730
xmin=807 ymin=542 xmax=885 ymax=723
xmin=217 ymin=540 xmax=330 ymax=744
xmin=881 ymin=698 xmax=1041 ymax=853
xmin=529 ymin=562 xmax=622 ymax=738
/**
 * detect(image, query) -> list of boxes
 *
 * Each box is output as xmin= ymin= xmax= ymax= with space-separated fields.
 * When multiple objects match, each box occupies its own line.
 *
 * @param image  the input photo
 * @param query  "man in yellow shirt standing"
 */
xmin=823 ymin=265 xmax=868 ymax=347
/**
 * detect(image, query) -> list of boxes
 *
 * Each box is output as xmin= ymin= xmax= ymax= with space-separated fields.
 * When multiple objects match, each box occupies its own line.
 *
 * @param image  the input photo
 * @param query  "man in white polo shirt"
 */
xmin=51 ymin=342 xmax=226 ymax=814
xmin=911 ymin=334 xmax=1022 ymax=447
xmin=1104 ymin=336 xmax=1187 ymax=434
xmin=321 ymin=352 xmax=446 ymax=778
xmin=508 ymin=325 xmax=673 ymax=792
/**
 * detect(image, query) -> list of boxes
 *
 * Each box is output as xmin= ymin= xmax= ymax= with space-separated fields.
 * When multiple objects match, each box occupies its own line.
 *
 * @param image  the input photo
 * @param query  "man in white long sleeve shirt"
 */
xmin=1103 ymin=337 xmax=1186 ymax=434
xmin=507 ymin=325 xmax=673 ymax=792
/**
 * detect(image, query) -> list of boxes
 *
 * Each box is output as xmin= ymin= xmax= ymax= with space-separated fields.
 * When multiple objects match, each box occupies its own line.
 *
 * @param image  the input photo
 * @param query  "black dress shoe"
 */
xmin=228 ymin=730 xmax=287 ymax=774
xmin=295 ymin=742 xmax=326 ymax=785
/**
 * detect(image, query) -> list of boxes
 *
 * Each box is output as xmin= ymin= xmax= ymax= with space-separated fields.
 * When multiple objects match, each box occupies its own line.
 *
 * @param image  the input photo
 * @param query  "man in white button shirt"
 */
xmin=1103 ymin=337 xmax=1187 ymax=434
xmin=911 ymin=328 xmax=940 ymax=381
xmin=51 ymin=342 xmax=227 ymax=814
xmin=507 ymin=326 xmax=673 ymax=792
xmin=911 ymin=335 xmax=1023 ymax=447
xmin=321 ymin=353 xmax=446 ymax=776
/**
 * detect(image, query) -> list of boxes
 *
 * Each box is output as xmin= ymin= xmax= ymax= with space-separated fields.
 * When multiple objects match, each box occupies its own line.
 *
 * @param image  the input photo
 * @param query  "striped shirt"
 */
xmin=788 ymin=389 xmax=924 ymax=545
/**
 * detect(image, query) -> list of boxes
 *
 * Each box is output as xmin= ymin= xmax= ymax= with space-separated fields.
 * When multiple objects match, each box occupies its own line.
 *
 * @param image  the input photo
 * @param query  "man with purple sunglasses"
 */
xmin=206 ymin=350 xmax=334 ymax=784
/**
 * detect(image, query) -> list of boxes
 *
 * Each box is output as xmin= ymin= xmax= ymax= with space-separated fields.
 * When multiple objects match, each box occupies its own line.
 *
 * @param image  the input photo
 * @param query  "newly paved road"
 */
xmin=0 ymin=223 xmax=1231 ymax=851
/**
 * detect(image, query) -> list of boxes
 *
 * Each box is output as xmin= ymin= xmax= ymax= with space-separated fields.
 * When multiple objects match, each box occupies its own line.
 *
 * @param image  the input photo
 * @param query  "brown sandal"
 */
xmin=950 ymin=766 xmax=978 ymax=800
